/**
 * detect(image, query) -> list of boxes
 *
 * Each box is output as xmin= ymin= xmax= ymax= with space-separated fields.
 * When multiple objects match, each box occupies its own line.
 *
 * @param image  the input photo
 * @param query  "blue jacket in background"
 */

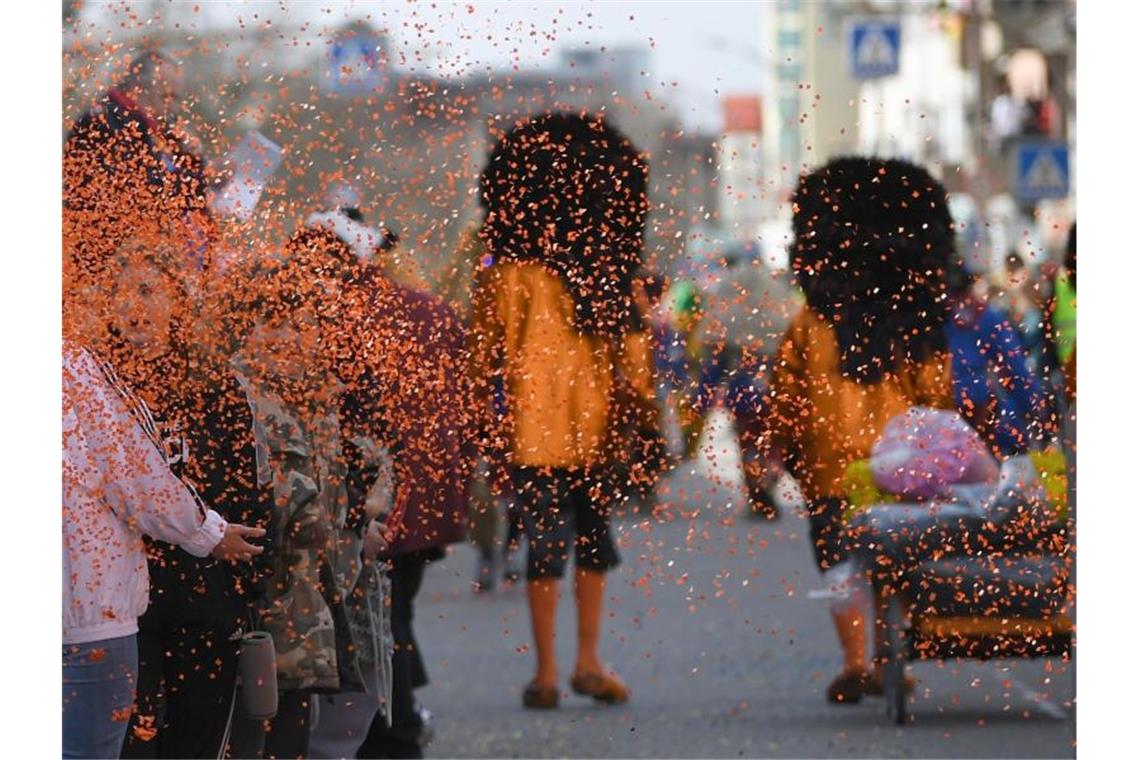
xmin=945 ymin=300 xmax=1045 ymax=456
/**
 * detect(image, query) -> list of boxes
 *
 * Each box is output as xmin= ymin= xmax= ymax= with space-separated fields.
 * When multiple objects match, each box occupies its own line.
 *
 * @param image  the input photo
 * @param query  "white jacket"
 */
xmin=62 ymin=343 xmax=226 ymax=645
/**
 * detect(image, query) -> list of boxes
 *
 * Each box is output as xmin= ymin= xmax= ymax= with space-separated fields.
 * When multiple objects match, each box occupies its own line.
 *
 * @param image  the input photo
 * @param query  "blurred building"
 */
xmin=63 ymin=10 xmax=719 ymax=286
xmin=753 ymin=0 xmax=1074 ymax=266
xmin=718 ymin=96 xmax=765 ymax=238
xmin=758 ymin=0 xmax=861 ymax=204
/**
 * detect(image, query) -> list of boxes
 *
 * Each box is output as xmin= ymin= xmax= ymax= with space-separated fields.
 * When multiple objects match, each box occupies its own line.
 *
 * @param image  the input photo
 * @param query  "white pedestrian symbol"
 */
xmin=856 ymin=27 xmax=895 ymax=70
xmin=1024 ymin=151 xmax=1066 ymax=193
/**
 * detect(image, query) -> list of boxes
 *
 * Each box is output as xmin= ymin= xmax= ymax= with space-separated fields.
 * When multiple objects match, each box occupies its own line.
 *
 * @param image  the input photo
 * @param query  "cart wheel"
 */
xmin=883 ymin=597 xmax=908 ymax=725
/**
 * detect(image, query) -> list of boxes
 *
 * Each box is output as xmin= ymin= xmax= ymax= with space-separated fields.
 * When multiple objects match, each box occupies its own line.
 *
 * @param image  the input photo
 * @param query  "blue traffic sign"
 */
xmin=1014 ymin=141 xmax=1070 ymax=202
xmin=847 ymin=18 xmax=901 ymax=80
xmin=323 ymin=33 xmax=388 ymax=95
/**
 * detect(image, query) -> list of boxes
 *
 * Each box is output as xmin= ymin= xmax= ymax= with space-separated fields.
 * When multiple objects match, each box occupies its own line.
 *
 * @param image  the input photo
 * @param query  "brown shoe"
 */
xmin=827 ymin=669 xmax=872 ymax=704
xmin=522 ymin=681 xmax=560 ymax=709
xmin=570 ymin=670 xmax=630 ymax=705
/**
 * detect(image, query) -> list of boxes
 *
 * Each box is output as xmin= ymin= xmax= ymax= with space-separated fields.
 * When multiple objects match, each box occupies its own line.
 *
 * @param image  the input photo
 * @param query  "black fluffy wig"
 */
xmin=790 ymin=157 xmax=955 ymax=384
xmin=478 ymin=112 xmax=650 ymax=338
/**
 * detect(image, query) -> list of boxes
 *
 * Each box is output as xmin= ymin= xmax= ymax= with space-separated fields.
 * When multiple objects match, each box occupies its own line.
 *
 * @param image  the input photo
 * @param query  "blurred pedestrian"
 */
xmin=945 ymin=255 xmax=1048 ymax=457
xmin=989 ymin=74 xmax=1025 ymax=157
xmin=444 ymin=226 xmax=525 ymax=594
xmin=469 ymin=112 xmax=656 ymax=709
xmin=1059 ymin=223 xmax=1077 ymax=405
xmin=1052 ymin=224 xmax=1077 ymax=381
xmin=1002 ymin=251 xmax=1049 ymax=374
xmin=693 ymin=243 xmax=800 ymax=519
xmin=64 ymin=50 xmax=214 ymax=278
xmin=1033 ymin=223 xmax=1076 ymax=432
xmin=768 ymin=157 xmax=957 ymax=704
xmin=617 ymin=269 xmax=674 ymax=515
xmin=664 ymin=278 xmax=706 ymax=461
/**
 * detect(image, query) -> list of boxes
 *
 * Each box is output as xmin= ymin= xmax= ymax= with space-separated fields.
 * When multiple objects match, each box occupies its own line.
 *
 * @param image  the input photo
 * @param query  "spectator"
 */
xmin=1060 ymin=223 xmax=1077 ymax=405
xmin=64 ymin=50 xmax=213 ymax=278
xmin=1053 ymin=224 xmax=1077 ymax=375
xmin=228 ymin=259 xmax=371 ymax=760
xmin=664 ymin=278 xmax=706 ymax=461
xmin=441 ymin=226 xmax=525 ymax=593
xmin=280 ymin=202 xmax=472 ymax=758
xmin=62 ymin=237 xmax=265 ymax=758
xmin=1003 ymin=252 xmax=1048 ymax=374
xmin=78 ymin=242 xmax=275 ymax=760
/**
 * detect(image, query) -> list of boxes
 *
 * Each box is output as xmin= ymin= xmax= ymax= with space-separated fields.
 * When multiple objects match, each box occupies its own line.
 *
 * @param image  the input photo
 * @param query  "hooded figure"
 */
xmin=768 ymin=157 xmax=957 ymax=704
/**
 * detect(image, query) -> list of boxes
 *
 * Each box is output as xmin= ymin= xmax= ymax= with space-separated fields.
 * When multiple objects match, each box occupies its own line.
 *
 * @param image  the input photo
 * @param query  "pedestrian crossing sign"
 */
xmin=1014 ymin=141 xmax=1070 ymax=202
xmin=323 ymin=31 xmax=388 ymax=95
xmin=847 ymin=18 xmax=901 ymax=80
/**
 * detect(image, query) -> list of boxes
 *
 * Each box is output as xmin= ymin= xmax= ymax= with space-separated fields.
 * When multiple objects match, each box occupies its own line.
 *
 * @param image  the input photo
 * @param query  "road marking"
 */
xmin=1007 ymin=675 xmax=1069 ymax=720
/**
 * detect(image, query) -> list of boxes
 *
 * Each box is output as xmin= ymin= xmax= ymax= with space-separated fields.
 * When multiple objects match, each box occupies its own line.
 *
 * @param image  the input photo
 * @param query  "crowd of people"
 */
xmin=62 ymin=50 xmax=1076 ymax=759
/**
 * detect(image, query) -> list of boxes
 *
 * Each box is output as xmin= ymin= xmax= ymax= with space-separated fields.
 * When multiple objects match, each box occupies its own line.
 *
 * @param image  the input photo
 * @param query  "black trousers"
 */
xmin=511 ymin=467 xmax=620 ymax=581
xmin=807 ymin=497 xmax=850 ymax=573
xmin=357 ymin=551 xmax=433 ymax=759
xmin=263 ymin=689 xmax=314 ymax=760
xmin=227 ymin=688 xmax=314 ymax=760
xmin=121 ymin=626 xmax=240 ymax=759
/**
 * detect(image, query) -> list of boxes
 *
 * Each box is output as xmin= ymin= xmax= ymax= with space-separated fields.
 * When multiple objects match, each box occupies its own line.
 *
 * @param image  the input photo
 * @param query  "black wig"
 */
xmin=791 ymin=157 xmax=955 ymax=384
xmin=478 ymin=112 xmax=650 ymax=337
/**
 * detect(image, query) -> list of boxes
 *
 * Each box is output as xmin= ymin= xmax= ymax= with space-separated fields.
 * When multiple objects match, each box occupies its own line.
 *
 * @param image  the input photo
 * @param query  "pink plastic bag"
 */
xmin=870 ymin=407 xmax=999 ymax=501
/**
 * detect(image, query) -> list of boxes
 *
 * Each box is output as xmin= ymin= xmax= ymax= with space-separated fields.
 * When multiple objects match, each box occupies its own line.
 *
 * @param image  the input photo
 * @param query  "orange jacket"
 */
xmin=469 ymin=261 xmax=655 ymax=469
xmin=768 ymin=308 xmax=954 ymax=502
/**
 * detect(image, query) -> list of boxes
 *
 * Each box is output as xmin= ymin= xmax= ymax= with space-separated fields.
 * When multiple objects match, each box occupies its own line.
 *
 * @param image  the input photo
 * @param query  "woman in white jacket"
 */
xmin=62 ymin=342 xmax=265 ymax=759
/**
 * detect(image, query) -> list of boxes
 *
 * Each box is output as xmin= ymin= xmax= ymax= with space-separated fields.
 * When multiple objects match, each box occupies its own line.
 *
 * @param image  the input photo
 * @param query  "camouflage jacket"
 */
xmin=240 ymin=377 xmax=369 ymax=693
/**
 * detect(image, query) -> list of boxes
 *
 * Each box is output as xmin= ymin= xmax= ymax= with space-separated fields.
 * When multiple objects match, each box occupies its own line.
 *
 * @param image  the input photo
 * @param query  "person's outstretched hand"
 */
xmin=212 ymin=524 xmax=267 ymax=562
xmin=363 ymin=519 xmax=389 ymax=560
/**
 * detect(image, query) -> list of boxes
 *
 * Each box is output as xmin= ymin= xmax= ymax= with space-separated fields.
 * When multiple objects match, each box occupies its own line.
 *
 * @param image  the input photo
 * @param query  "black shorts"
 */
xmin=807 ymin=497 xmax=850 ymax=573
xmin=511 ymin=467 xmax=621 ymax=580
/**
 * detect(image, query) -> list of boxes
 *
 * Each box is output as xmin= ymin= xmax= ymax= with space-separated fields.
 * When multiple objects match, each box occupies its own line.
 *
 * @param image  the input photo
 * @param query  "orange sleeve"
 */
xmin=767 ymin=310 xmax=811 ymax=465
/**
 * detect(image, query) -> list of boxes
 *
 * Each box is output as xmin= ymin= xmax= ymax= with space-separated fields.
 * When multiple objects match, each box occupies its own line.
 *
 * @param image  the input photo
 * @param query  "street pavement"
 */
xmin=412 ymin=411 xmax=1076 ymax=758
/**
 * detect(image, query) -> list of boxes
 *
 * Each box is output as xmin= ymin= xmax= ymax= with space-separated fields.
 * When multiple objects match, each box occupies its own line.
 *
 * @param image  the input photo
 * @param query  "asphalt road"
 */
xmin=411 ymin=412 xmax=1076 ymax=758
